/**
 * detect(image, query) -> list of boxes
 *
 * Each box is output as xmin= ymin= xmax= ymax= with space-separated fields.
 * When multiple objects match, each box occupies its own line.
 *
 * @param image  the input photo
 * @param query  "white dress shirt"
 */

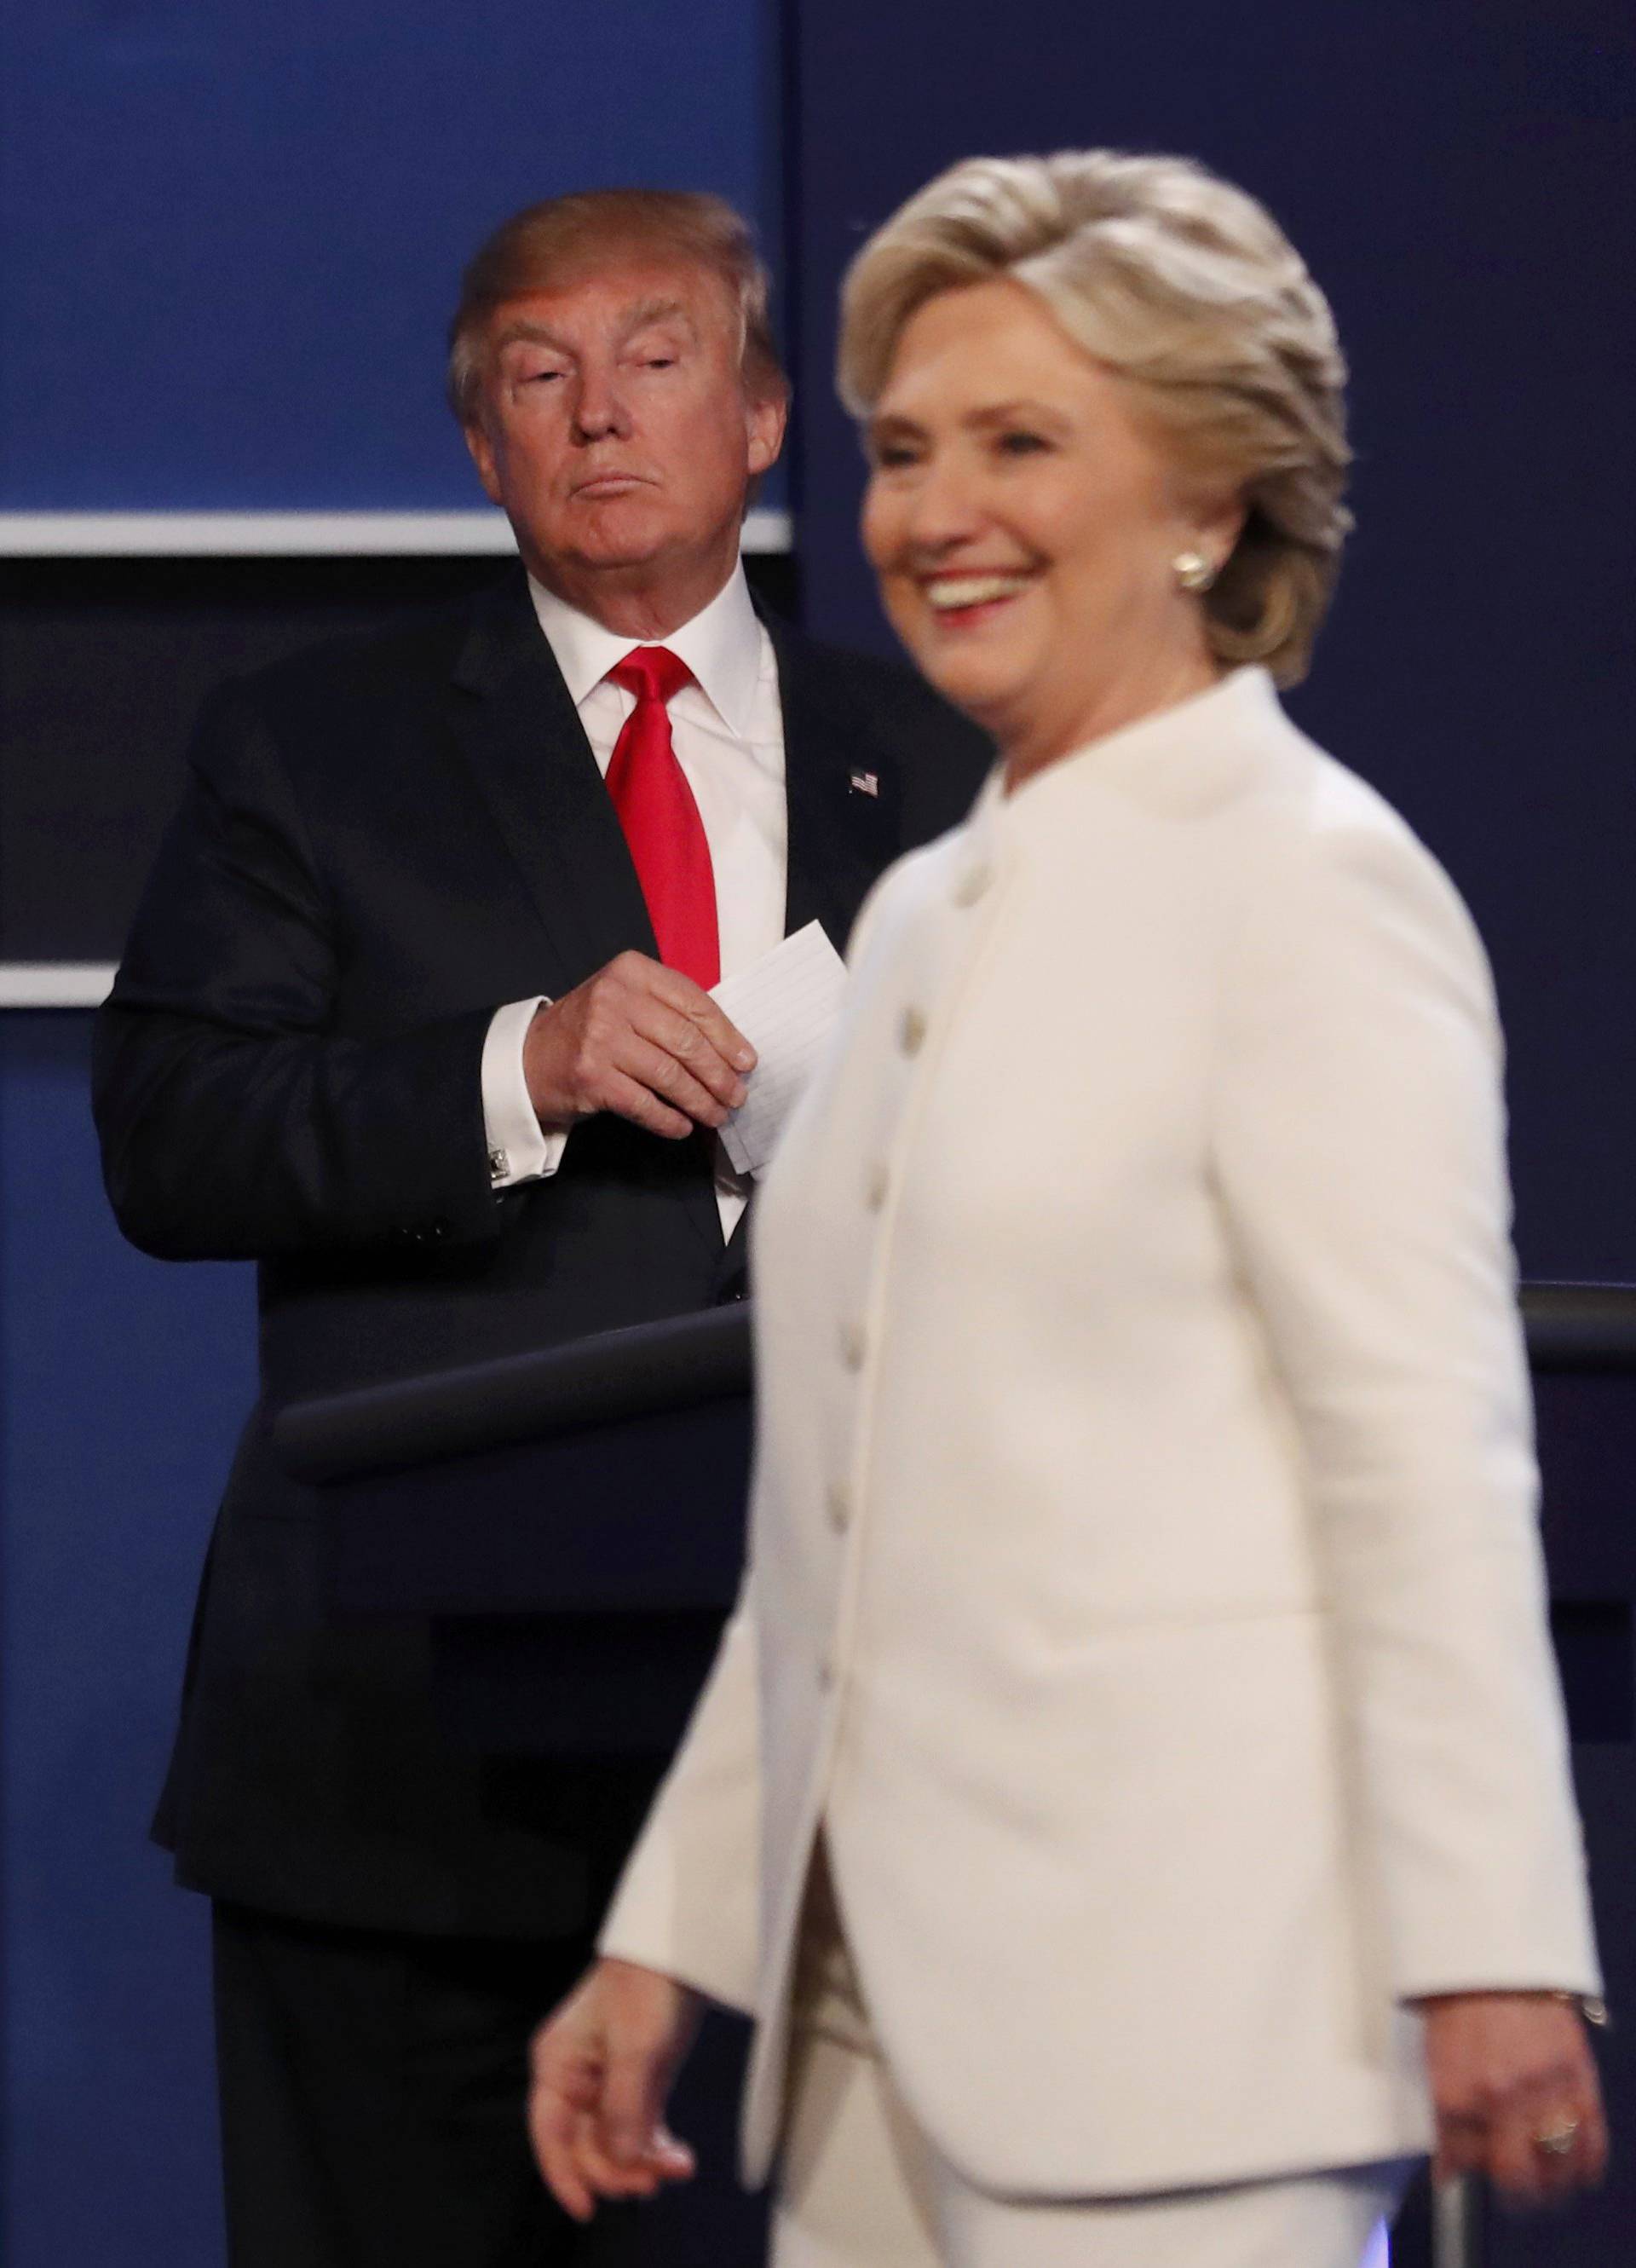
xmin=481 ymin=561 xmax=787 ymax=1239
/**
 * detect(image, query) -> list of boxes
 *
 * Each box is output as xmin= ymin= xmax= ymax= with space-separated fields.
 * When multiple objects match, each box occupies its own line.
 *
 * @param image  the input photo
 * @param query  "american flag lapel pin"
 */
xmin=849 ymin=770 xmax=880 ymax=798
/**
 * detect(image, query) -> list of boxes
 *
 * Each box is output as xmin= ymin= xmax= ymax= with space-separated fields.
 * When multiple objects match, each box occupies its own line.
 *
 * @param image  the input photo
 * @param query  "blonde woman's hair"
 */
xmin=838 ymin=152 xmax=1351 ymax=684
xmin=448 ymin=188 xmax=787 ymax=425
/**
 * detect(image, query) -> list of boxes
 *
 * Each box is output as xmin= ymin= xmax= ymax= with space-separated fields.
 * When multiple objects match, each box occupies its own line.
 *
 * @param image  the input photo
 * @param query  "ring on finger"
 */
xmin=1533 ymin=2115 xmax=1581 ymax=2157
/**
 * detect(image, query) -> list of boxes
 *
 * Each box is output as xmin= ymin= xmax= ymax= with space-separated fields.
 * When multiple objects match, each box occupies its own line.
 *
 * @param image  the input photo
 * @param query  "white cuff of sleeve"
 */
xmin=481 ymin=997 xmax=568 ymax=1187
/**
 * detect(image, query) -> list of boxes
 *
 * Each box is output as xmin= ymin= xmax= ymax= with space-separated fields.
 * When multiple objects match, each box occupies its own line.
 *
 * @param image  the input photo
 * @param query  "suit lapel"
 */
xmin=765 ymin=616 xmax=900 ymax=955
xmin=447 ymin=573 xmax=659 ymax=992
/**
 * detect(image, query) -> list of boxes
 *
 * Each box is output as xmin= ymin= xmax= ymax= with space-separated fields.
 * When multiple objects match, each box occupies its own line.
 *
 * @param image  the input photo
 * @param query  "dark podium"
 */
xmin=275 ymin=1284 xmax=1636 ymax=2268
xmin=276 ymin=1301 xmax=756 ymax=1756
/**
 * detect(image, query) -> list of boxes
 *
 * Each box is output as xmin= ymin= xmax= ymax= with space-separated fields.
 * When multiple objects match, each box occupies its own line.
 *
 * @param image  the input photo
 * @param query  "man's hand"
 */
xmin=1418 ymin=1991 xmax=1608 ymax=2205
xmin=528 ymin=1958 xmax=704 ymax=2223
xmin=524 ymin=953 xmax=755 ymax=1141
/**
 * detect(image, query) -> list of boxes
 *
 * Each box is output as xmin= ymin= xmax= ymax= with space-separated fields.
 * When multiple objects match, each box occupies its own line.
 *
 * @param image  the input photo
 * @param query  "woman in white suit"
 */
xmin=527 ymin=151 xmax=1608 ymax=2265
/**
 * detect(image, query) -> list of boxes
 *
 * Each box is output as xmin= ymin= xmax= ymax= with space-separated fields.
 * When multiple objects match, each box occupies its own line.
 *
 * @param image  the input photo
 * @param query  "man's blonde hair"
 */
xmin=838 ymin=152 xmax=1351 ymax=685
xmin=448 ymin=188 xmax=788 ymax=424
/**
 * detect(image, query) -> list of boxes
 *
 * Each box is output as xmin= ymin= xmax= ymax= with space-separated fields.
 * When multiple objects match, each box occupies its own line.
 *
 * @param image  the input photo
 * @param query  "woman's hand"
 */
xmin=527 ymin=1957 xmax=705 ymax=2222
xmin=1417 ymin=1991 xmax=1608 ymax=2204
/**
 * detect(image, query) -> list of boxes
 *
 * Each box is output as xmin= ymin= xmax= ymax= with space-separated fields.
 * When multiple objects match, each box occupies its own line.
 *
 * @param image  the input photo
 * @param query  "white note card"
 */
xmin=712 ymin=920 xmax=847 ymax=1178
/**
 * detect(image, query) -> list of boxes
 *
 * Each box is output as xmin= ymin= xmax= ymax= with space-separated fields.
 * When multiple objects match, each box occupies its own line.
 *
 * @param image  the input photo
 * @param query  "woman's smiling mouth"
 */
xmin=920 ymin=570 xmax=1036 ymax=626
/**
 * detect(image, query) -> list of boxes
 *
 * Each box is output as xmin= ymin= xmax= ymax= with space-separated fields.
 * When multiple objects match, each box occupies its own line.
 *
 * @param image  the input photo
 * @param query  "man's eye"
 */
xmin=642 ymin=355 xmax=677 ymax=370
xmin=518 ymin=368 xmax=562 ymax=386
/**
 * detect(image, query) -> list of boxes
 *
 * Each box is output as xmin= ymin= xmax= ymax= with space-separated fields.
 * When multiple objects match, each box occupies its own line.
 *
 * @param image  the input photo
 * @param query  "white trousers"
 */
xmin=773 ymin=1858 xmax=1408 ymax=2268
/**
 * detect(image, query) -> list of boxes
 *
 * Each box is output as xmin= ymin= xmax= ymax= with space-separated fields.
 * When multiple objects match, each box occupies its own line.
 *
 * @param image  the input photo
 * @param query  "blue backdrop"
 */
xmin=1 ymin=1017 xmax=253 ymax=2265
xmin=0 ymin=0 xmax=781 ymax=508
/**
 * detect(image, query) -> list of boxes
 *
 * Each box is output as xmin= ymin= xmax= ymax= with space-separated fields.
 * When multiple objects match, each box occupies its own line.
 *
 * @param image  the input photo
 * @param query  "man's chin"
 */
xmin=566 ymin=510 xmax=681 ymax=573
xmin=520 ymin=503 xmax=743 ymax=603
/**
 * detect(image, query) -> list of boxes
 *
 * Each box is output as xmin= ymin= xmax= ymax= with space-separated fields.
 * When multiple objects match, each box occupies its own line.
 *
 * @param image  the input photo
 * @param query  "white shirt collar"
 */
xmin=526 ymin=559 xmax=763 ymax=736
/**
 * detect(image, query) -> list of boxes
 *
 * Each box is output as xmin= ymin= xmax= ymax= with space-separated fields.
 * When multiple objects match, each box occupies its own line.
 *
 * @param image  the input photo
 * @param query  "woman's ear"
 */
xmin=1184 ymin=483 xmax=1247 ymax=574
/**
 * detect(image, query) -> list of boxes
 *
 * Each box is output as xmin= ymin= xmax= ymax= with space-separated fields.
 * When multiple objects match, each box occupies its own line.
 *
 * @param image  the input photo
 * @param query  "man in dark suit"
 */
xmin=93 ymin=189 xmax=989 ymax=2267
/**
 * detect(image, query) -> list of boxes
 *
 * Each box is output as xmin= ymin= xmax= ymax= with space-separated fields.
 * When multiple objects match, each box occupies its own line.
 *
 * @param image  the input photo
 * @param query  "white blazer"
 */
xmin=601 ymin=667 xmax=1599 ymax=2199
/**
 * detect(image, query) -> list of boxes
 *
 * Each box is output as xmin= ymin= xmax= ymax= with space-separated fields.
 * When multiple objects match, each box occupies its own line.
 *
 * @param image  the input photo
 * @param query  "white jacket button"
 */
xmin=839 ymin=1321 xmax=867 ymax=1372
xmin=865 ymin=1162 xmax=890 ymax=1212
xmin=827 ymin=1481 xmax=852 ymax=1533
xmin=898 ymin=1004 xmax=928 ymax=1057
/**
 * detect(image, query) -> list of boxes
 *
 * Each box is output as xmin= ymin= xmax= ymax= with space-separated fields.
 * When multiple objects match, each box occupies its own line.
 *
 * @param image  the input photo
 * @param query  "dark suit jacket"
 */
xmin=93 ymin=568 xmax=991 ymax=1938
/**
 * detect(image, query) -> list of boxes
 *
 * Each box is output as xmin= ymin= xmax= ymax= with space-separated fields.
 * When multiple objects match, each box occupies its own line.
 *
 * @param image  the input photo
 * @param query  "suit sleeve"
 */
xmin=597 ymin=1583 xmax=763 ymax=2012
xmin=1211 ymin=805 xmax=1599 ymax=2001
xmin=93 ymin=682 xmax=506 ymax=1261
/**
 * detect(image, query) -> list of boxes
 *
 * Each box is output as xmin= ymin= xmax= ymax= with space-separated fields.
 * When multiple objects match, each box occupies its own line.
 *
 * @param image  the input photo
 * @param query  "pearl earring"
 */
xmin=1173 ymin=550 xmax=1217 ymax=594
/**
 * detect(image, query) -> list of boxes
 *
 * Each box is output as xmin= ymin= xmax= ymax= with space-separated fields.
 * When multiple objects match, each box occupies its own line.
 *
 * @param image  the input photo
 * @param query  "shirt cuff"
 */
xmin=481 ymin=997 xmax=568 ymax=1187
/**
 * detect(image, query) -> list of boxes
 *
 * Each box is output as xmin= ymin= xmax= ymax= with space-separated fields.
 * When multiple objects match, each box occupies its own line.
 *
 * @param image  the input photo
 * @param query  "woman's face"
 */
xmin=861 ymin=278 xmax=1239 ymax=767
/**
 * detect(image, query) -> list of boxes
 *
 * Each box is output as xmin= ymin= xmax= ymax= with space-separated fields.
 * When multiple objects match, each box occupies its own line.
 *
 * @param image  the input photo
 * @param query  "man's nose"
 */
xmin=572 ymin=366 xmax=631 ymax=441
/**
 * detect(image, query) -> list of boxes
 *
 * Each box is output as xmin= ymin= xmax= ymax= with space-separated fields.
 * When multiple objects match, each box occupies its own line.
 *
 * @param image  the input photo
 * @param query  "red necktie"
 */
xmin=604 ymin=647 xmax=720 ymax=990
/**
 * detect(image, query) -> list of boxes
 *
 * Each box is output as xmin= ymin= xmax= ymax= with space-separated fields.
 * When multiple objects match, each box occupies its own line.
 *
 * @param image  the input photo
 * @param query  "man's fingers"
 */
xmin=628 ymin=999 xmax=753 ymax=1105
xmin=531 ymin=954 xmax=756 ymax=1135
xmin=630 ymin=961 xmax=756 ymax=1074
xmin=604 ymin=1071 xmax=694 ymax=1141
xmin=677 ymin=995 xmax=757 ymax=1075
xmin=619 ymin=1037 xmax=739 ymax=1129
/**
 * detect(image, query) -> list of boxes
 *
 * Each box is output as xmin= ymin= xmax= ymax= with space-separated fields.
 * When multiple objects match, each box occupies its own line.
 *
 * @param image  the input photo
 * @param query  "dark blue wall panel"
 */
xmin=792 ymin=0 xmax=1636 ymax=1280
xmin=2 ymin=0 xmax=778 ymax=508
xmin=2 ymin=1029 xmax=257 ymax=2268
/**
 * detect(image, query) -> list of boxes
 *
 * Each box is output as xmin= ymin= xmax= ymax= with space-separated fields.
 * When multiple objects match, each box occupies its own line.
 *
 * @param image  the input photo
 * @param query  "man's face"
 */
xmin=464 ymin=255 xmax=786 ymax=624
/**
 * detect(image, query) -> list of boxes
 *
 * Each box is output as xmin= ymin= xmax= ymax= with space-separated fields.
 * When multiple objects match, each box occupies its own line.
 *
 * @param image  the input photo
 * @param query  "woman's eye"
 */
xmin=871 ymin=444 xmax=919 ymax=470
xmin=996 ymin=429 xmax=1048 ymax=457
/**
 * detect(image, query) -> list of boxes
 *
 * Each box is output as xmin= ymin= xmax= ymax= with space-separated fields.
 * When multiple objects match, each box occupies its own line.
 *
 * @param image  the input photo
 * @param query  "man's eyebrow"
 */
xmin=492 ymin=319 xmax=572 ymax=355
xmin=618 ymin=298 xmax=700 ymax=341
xmin=491 ymin=303 xmax=700 ymax=357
